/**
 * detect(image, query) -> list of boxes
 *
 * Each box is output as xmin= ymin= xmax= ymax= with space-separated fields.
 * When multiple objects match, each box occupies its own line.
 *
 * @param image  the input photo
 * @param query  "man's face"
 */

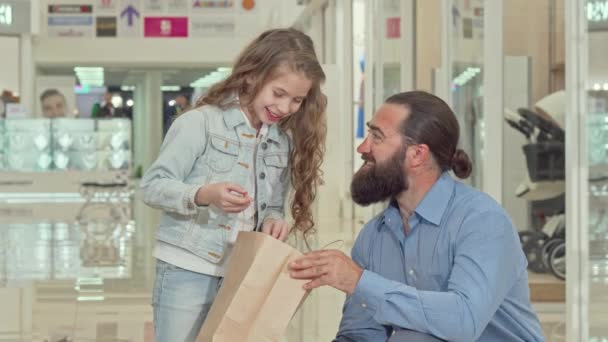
xmin=351 ymin=104 xmax=410 ymax=205
xmin=41 ymin=94 xmax=66 ymax=118
xmin=176 ymin=95 xmax=187 ymax=109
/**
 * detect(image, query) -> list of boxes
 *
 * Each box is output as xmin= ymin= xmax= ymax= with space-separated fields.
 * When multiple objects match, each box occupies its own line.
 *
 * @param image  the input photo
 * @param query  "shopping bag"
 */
xmin=196 ymin=231 xmax=309 ymax=342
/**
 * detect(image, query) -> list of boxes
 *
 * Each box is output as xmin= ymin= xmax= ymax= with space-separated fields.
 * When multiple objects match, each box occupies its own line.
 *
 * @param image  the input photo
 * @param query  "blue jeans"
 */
xmin=153 ymin=259 xmax=222 ymax=342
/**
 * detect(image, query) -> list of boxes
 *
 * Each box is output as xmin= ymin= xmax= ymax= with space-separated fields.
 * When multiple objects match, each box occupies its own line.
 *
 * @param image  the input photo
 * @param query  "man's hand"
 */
xmin=289 ymin=250 xmax=364 ymax=294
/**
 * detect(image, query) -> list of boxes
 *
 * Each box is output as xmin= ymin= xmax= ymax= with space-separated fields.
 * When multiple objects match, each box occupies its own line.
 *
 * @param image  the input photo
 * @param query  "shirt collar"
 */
xmin=240 ymin=109 xmax=269 ymax=137
xmin=381 ymin=172 xmax=455 ymax=228
xmin=414 ymin=172 xmax=455 ymax=226
xmin=223 ymin=95 xmax=281 ymax=142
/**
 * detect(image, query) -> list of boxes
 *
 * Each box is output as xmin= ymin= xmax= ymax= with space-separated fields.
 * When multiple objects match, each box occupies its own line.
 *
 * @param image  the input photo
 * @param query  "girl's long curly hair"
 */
xmin=195 ymin=28 xmax=327 ymax=237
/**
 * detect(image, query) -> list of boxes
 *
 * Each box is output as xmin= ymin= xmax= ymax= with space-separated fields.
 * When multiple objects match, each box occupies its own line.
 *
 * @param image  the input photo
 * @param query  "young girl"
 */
xmin=140 ymin=28 xmax=327 ymax=342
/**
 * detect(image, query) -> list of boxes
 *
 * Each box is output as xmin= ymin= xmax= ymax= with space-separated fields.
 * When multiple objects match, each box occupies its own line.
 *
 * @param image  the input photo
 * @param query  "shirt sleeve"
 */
xmin=333 ymin=226 xmax=392 ymax=342
xmin=349 ymin=210 xmax=526 ymax=342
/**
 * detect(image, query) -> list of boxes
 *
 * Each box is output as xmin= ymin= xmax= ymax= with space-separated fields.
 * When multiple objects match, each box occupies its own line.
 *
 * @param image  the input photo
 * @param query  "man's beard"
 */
xmin=350 ymin=147 xmax=408 ymax=206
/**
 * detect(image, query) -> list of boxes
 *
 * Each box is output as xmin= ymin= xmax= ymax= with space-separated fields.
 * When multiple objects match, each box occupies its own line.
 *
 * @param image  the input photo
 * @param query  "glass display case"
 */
xmin=0 ymin=118 xmax=131 ymax=172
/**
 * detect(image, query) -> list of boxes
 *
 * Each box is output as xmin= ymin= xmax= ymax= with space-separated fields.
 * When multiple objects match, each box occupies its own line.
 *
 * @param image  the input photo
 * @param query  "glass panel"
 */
xmin=352 ymin=0 xmax=366 ymax=174
xmin=381 ymin=0 xmax=402 ymax=101
xmin=502 ymin=0 xmax=566 ymax=338
xmin=450 ymin=0 xmax=484 ymax=187
xmin=587 ymin=0 xmax=608 ymax=338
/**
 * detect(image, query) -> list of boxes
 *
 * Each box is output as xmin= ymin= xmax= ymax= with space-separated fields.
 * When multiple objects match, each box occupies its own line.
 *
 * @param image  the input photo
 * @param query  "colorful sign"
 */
xmin=48 ymin=4 xmax=92 ymax=14
xmin=118 ymin=0 xmax=141 ymax=37
xmin=96 ymin=16 xmax=117 ymax=37
xmin=47 ymin=3 xmax=93 ymax=37
xmin=385 ymin=17 xmax=400 ymax=39
xmin=47 ymin=16 xmax=94 ymax=37
xmin=144 ymin=17 xmax=188 ymax=37
xmin=192 ymin=0 xmax=234 ymax=9
xmin=96 ymin=0 xmax=117 ymax=13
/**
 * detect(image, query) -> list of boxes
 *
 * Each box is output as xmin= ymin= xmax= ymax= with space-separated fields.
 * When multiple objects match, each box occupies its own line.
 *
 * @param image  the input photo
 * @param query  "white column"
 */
xmin=19 ymin=34 xmax=35 ymax=115
xmin=133 ymin=80 xmax=146 ymax=174
xmin=133 ymin=71 xmax=163 ymax=174
xmin=482 ymin=0 xmax=504 ymax=203
xmin=336 ymin=0 xmax=354 ymax=221
xmin=400 ymin=0 xmax=416 ymax=91
xmin=323 ymin=0 xmax=336 ymax=64
xmin=438 ymin=0 xmax=452 ymax=105
xmin=565 ymin=0 xmax=589 ymax=340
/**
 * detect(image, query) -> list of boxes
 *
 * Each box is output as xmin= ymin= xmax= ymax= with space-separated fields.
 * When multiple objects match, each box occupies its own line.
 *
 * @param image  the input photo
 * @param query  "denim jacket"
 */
xmin=140 ymin=104 xmax=290 ymax=264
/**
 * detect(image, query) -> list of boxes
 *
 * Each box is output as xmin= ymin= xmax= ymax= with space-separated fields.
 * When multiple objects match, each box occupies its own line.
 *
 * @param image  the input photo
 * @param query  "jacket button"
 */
xmin=261 ymin=203 xmax=267 ymax=210
xmin=260 ymin=172 xmax=266 ymax=179
xmin=261 ymin=142 xmax=268 ymax=150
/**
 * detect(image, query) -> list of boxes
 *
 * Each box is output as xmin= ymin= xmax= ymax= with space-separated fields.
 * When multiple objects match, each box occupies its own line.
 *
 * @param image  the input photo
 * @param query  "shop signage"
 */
xmin=190 ymin=16 xmax=234 ymax=36
xmin=96 ymin=16 xmax=117 ymax=37
xmin=0 ymin=0 xmax=30 ymax=34
xmin=0 ymin=4 xmax=11 ymax=25
xmin=588 ymin=0 xmax=608 ymax=31
xmin=47 ymin=15 xmax=94 ymax=37
xmin=48 ymin=4 xmax=93 ymax=14
xmin=118 ymin=1 xmax=141 ymax=37
xmin=144 ymin=17 xmax=188 ymax=37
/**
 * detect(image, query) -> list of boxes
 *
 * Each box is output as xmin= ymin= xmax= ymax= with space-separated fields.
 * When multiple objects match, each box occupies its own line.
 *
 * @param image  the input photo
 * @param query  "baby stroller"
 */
xmin=504 ymin=91 xmax=566 ymax=280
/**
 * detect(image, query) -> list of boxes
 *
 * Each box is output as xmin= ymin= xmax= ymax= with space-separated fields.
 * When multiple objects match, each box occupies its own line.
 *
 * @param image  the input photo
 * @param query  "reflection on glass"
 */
xmin=588 ymin=3 xmax=608 ymax=335
xmin=450 ymin=0 xmax=484 ymax=187
xmin=0 ymin=201 xmax=134 ymax=282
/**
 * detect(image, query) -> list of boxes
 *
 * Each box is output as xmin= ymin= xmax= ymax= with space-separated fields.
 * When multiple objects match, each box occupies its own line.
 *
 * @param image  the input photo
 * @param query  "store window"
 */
xmin=586 ymin=0 xmax=608 ymax=338
xmin=502 ymin=0 xmax=566 ymax=338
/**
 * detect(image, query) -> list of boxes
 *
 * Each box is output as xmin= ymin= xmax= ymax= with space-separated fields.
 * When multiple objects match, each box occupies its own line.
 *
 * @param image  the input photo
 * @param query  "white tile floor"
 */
xmin=0 ymin=198 xmax=567 ymax=342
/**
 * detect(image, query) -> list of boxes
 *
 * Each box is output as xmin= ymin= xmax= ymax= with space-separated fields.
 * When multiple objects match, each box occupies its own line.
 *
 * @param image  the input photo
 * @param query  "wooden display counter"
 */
xmin=528 ymin=271 xmax=565 ymax=302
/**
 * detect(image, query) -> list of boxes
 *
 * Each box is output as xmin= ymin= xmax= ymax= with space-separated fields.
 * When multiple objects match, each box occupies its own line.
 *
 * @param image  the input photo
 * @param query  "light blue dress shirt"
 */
xmin=334 ymin=173 xmax=545 ymax=342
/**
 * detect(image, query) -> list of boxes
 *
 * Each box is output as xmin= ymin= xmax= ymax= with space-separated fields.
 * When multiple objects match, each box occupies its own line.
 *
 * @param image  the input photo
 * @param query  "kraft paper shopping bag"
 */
xmin=196 ymin=231 xmax=309 ymax=342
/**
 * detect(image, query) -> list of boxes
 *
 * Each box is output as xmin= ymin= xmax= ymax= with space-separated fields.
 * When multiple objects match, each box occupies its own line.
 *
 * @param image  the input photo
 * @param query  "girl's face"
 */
xmin=243 ymin=69 xmax=312 ymax=129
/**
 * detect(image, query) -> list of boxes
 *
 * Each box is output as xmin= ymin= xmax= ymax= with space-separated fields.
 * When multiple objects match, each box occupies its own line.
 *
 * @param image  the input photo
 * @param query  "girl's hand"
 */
xmin=195 ymin=183 xmax=252 ymax=213
xmin=262 ymin=218 xmax=290 ymax=241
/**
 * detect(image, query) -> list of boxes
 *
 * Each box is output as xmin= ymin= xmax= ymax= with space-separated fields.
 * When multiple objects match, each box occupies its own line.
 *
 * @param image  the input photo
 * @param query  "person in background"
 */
xmin=92 ymin=91 xmax=125 ymax=118
xmin=40 ymin=89 xmax=67 ymax=118
xmin=175 ymin=93 xmax=191 ymax=115
xmin=163 ymin=93 xmax=192 ymax=135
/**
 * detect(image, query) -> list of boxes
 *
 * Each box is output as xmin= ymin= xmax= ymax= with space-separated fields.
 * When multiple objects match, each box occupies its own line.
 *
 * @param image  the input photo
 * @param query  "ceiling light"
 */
xmin=161 ymin=85 xmax=181 ymax=91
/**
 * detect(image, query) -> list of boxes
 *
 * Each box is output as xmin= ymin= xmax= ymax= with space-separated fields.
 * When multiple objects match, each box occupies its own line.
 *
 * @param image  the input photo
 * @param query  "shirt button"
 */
xmin=261 ymin=142 xmax=268 ymax=150
xmin=261 ymin=203 xmax=267 ymax=210
xmin=361 ymin=303 xmax=367 ymax=308
xmin=260 ymin=172 xmax=266 ymax=180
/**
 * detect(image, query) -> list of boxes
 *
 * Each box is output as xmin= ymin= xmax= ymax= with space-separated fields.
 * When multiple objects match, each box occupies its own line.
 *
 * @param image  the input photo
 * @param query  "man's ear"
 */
xmin=408 ymin=144 xmax=431 ymax=168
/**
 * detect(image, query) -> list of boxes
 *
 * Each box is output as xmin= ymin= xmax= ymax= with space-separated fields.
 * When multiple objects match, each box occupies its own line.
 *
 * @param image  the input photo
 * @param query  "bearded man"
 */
xmin=289 ymin=91 xmax=545 ymax=342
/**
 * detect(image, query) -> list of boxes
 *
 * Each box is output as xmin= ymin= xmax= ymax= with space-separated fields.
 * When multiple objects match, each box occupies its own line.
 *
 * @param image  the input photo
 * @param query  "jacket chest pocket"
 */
xmin=263 ymin=152 xmax=289 ymax=185
xmin=206 ymin=136 xmax=239 ymax=173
